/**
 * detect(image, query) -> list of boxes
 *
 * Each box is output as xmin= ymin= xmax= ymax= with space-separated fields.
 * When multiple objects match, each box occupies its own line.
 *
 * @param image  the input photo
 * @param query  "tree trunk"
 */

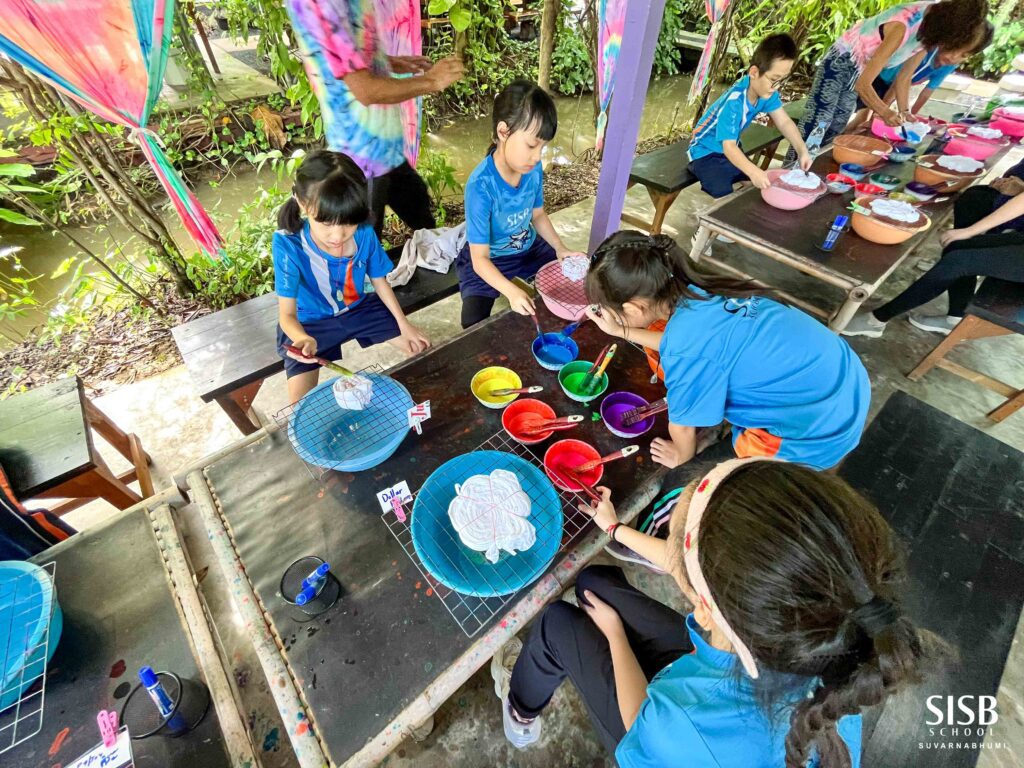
xmin=689 ymin=1 xmax=741 ymax=128
xmin=995 ymin=0 xmax=1021 ymax=27
xmin=538 ymin=0 xmax=559 ymax=91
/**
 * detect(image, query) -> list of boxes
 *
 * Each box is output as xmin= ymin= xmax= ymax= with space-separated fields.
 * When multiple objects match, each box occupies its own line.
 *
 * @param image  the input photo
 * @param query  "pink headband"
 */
xmin=683 ymin=457 xmax=780 ymax=679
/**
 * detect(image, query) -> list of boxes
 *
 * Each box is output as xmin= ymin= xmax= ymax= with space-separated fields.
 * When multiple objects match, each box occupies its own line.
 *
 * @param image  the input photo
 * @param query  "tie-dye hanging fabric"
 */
xmin=378 ymin=0 xmax=423 ymax=168
xmin=596 ymin=0 xmax=626 ymax=151
xmin=687 ymin=0 xmax=733 ymax=103
xmin=0 ymin=0 xmax=223 ymax=257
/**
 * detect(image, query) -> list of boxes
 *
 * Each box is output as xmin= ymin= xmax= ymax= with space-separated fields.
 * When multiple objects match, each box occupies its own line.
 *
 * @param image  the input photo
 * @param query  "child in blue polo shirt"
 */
xmin=458 ymin=80 xmax=587 ymax=328
xmin=689 ymin=34 xmax=813 ymax=197
xmin=583 ymin=231 xmax=870 ymax=470
xmin=494 ymin=459 xmax=938 ymax=767
xmin=273 ymin=150 xmax=430 ymax=402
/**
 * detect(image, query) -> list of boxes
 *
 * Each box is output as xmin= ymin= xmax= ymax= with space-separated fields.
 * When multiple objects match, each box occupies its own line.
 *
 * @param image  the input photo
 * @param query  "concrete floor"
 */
xmin=36 ymin=143 xmax=1024 ymax=766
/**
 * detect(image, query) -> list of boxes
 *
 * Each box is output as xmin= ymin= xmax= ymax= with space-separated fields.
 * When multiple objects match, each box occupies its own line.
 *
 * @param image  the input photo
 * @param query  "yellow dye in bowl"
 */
xmin=470 ymin=367 xmax=523 ymax=409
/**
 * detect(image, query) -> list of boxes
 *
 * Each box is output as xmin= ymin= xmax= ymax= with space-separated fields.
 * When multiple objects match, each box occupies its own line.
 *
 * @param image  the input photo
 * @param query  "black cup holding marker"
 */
xmin=281 ymin=555 xmax=340 ymax=616
xmin=817 ymin=215 xmax=850 ymax=252
xmin=121 ymin=666 xmax=211 ymax=739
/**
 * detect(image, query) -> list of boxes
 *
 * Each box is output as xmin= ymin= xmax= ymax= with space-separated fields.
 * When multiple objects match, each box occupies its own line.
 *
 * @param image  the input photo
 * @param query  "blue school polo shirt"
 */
xmin=272 ymin=222 xmax=392 ymax=323
xmin=879 ymin=49 xmax=956 ymax=89
xmin=658 ymin=291 xmax=870 ymax=470
xmin=689 ymin=76 xmax=783 ymax=161
xmin=616 ymin=615 xmax=862 ymax=768
xmin=464 ymin=154 xmax=544 ymax=258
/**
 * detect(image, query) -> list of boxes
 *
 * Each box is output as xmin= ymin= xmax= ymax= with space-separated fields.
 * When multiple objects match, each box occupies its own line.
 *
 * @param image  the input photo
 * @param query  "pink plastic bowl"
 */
xmin=991 ymin=116 xmax=1024 ymax=139
xmin=944 ymin=129 xmax=1007 ymax=162
xmin=871 ymin=117 xmax=909 ymax=143
xmin=535 ymin=260 xmax=589 ymax=321
xmin=760 ymin=169 xmax=826 ymax=211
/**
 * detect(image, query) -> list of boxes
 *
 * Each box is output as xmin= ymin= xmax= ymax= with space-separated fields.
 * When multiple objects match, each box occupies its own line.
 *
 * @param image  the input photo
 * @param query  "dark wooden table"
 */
xmin=4 ymin=507 xmax=234 ymax=768
xmin=188 ymin=304 xmax=673 ymax=766
xmin=0 ymin=377 xmax=153 ymax=513
xmin=171 ymin=265 xmax=461 ymax=435
xmin=688 ymin=105 xmax=1013 ymax=331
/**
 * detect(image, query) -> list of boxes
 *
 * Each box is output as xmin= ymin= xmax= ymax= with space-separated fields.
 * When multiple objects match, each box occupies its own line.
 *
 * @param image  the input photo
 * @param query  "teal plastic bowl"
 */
xmin=0 ymin=561 xmax=62 ymax=712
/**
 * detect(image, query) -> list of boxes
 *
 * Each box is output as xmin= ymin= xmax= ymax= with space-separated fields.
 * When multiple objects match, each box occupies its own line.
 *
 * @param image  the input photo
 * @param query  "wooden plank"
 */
xmin=0 ymin=377 xmax=94 ymax=498
xmin=676 ymin=29 xmax=738 ymax=56
xmin=935 ymin=358 xmax=1019 ymax=398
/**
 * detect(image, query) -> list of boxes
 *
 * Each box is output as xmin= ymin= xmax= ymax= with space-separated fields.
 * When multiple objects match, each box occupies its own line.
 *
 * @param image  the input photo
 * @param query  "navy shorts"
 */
xmin=456 ymin=238 xmax=557 ymax=299
xmin=688 ymin=153 xmax=749 ymax=198
xmin=277 ymin=293 xmax=400 ymax=378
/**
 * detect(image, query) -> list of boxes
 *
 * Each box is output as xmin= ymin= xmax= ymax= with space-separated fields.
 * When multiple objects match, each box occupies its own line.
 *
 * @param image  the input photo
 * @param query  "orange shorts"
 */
xmin=733 ymin=427 xmax=782 ymax=459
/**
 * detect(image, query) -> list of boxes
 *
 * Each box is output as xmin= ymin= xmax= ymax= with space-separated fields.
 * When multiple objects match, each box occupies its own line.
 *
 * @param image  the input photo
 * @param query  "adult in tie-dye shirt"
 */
xmin=286 ymin=0 xmax=464 ymax=237
xmin=786 ymin=0 xmax=985 ymax=163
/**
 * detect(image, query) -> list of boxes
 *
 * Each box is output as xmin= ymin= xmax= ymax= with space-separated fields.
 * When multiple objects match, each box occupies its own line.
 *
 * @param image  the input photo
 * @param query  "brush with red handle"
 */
xmin=570 ymin=445 xmax=639 ymax=474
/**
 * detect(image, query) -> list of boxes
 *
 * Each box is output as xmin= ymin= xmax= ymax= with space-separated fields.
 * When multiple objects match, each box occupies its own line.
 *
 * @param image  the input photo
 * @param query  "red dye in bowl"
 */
xmin=600 ymin=392 xmax=655 ymax=438
xmin=502 ymin=399 xmax=557 ymax=445
xmin=543 ymin=439 xmax=603 ymax=491
xmin=853 ymin=182 xmax=885 ymax=196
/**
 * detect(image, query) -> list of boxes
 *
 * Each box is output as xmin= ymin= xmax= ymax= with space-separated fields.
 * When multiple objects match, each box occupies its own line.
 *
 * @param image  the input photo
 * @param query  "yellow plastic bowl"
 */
xmin=470 ymin=367 xmax=523 ymax=409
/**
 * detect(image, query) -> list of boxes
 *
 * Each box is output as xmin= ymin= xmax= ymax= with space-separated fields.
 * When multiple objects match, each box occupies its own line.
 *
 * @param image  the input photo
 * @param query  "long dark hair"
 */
xmin=489 ymin=79 xmax=558 ymax=155
xmin=671 ymin=462 xmax=945 ymax=768
xmin=277 ymin=149 xmax=370 ymax=233
xmin=918 ymin=0 xmax=987 ymax=51
xmin=584 ymin=230 xmax=762 ymax=317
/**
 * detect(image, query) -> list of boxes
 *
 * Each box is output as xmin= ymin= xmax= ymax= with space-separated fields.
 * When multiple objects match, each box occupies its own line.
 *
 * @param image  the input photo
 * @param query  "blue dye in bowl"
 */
xmin=410 ymin=451 xmax=563 ymax=597
xmin=532 ymin=333 xmax=579 ymax=371
xmin=287 ymin=374 xmax=413 ymax=472
xmin=1 ymin=561 xmax=63 ymax=711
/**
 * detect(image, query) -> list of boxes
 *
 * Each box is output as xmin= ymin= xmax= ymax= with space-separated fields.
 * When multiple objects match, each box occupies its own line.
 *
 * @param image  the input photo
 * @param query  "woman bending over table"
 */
xmin=842 ymin=182 xmax=1024 ymax=338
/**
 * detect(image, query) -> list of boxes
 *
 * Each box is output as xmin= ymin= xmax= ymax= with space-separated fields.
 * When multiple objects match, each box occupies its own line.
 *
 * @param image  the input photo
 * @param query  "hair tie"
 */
xmin=851 ymin=596 xmax=899 ymax=638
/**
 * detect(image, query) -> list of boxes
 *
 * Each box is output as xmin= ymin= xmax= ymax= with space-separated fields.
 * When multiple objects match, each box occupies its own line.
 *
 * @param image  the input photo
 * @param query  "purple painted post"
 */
xmin=588 ymin=0 xmax=669 ymax=253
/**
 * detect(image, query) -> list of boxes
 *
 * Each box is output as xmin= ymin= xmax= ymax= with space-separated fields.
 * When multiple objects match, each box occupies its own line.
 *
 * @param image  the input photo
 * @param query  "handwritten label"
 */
xmin=66 ymin=728 xmax=132 ymax=768
xmin=377 ymin=481 xmax=412 ymax=517
xmin=407 ymin=400 xmax=431 ymax=434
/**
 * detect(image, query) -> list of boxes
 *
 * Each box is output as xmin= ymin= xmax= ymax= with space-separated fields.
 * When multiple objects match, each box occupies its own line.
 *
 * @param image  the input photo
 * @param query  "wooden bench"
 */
xmin=172 ymin=265 xmax=460 ymax=435
xmin=622 ymin=98 xmax=807 ymax=235
xmin=676 ymin=30 xmax=738 ymax=57
xmin=908 ymin=278 xmax=1024 ymax=422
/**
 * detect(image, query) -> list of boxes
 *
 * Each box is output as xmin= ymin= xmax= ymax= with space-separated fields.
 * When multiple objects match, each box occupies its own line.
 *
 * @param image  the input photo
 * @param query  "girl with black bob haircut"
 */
xmin=496 ymin=459 xmax=945 ymax=767
xmin=273 ymin=150 xmax=429 ymax=403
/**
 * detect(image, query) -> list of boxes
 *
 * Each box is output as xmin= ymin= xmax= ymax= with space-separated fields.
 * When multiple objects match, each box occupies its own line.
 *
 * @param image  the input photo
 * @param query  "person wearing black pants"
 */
xmin=508 ymin=565 xmax=692 ymax=754
xmin=842 ymin=183 xmax=1024 ymax=338
xmin=367 ymin=161 xmax=437 ymax=240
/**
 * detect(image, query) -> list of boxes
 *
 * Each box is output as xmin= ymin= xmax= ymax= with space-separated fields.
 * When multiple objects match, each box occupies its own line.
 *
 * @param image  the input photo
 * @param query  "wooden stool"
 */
xmin=908 ymin=278 xmax=1024 ymax=423
xmin=0 ymin=377 xmax=154 ymax=515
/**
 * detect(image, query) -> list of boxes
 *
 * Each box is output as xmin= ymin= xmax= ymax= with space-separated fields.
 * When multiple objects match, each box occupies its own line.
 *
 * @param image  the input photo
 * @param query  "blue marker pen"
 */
xmin=821 ymin=215 xmax=849 ymax=252
xmin=295 ymin=585 xmax=319 ymax=606
xmin=139 ymin=666 xmax=174 ymax=718
xmin=300 ymin=563 xmax=330 ymax=592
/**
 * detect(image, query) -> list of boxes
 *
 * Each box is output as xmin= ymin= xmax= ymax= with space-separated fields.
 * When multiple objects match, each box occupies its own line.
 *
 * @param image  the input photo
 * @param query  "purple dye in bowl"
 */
xmin=600 ymin=392 xmax=655 ymax=438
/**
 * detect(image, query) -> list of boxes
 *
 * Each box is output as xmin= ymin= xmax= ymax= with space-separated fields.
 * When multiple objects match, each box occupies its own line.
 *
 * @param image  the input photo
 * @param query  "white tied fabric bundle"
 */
xmin=869 ymin=199 xmax=919 ymax=223
xmin=937 ymin=154 xmax=984 ymax=173
xmin=902 ymin=121 xmax=931 ymax=139
xmin=332 ymin=375 xmax=374 ymax=410
xmin=779 ymin=169 xmax=822 ymax=190
xmin=967 ymin=125 xmax=1003 ymax=140
xmin=561 ymin=255 xmax=590 ymax=282
xmin=448 ymin=469 xmax=536 ymax=563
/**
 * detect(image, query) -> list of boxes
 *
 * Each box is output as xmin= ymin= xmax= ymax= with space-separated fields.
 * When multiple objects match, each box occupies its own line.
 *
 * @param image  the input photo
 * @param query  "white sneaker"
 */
xmin=490 ymin=637 xmax=522 ymax=701
xmin=840 ymin=312 xmax=887 ymax=338
xmin=605 ymin=539 xmax=666 ymax=574
xmin=502 ymin=696 xmax=542 ymax=749
xmin=908 ymin=313 xmax=961 ymax=335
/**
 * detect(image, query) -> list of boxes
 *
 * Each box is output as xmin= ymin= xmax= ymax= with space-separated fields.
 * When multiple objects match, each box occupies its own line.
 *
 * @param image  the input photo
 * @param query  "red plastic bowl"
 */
xmin=854 ymin=182 xmax=885 ymax=196
xmin=502 ymin=398 xmax=557 ymax=445
xmin=543 ymin=439 xmax=603 ymax=491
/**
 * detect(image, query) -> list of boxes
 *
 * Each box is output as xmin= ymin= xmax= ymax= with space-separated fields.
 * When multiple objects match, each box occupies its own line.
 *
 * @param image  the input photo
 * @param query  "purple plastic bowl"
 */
xmin=600 ymin=392 xmax=655 ymax=438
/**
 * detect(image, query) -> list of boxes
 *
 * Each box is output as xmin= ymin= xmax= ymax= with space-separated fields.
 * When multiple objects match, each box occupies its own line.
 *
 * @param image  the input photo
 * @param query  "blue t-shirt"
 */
xmin=879 ymin=49 xmax=956 ymax=89
xmin=616 ymin=615 xmax=862 ymax=768
xmin=273 ymin=222 xmax=392 ymax=323
xmin=689 ymin=76 xmax=784 ymax=161
xmin=658 ymin=291 xmax=870 ymax=470
xmin=464 ymin=153 xmax=544 ymax=258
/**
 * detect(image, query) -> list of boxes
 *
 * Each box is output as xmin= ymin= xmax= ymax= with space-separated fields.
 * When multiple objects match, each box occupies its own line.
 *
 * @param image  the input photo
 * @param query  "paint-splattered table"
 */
xmin=186 ymin=305 xmax=672 ymax=767
xmin=6 ymin=504 xmax=250 ymax=767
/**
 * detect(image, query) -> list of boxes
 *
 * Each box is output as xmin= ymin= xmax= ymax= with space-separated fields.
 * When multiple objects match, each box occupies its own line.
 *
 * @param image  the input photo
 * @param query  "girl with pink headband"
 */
xmin=492 ymin=459 xmax=941 ymax=766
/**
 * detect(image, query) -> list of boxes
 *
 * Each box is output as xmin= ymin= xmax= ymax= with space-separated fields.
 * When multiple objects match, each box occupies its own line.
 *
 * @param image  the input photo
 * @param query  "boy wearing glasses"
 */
xmin=687 ymin=34 xmax=812 ymax=198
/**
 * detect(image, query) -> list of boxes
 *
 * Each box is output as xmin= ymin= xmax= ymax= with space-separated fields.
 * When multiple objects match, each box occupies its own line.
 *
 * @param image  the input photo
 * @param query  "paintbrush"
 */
xmin=559 ymin=316 xmax=588 ymax=338
xmin=583 ymin=343 xmax=617 ymax=394
xmin=620 ymin=397 xmax=668 ymax=427
xmin=531 ymin=314 xmax=544 ymax=344
xmin=578 ymin=343 xmax=610 ymax=393
xmin=282 ymin=344 xmax=357 ymax=377
xmin=570 ymin=445 xmax=639 ymax=474
xmin=489 ymin=385 xmax=544 ymax=397
xmin=548 ymin=466 xmax=602 ymax=502
xmin=519 ymin=414 xmax=584 ymax=436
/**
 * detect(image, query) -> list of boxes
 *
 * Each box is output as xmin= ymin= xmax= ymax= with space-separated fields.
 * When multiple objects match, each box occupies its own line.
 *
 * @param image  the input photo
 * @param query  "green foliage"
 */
xmin=970 ymin=20 xmax=1024 ymax=78
xmin=653 ymin=0 xmax=688 ymax=78
xmin=0 ymin=245 xmax=40 ymax=343
xmin=550 ymin=0 xmax=593 ymax=96
xmin=417 ymin=148 xmax=462 ymax=224
xmin=428 ymin=0 xmax=473 ymax=32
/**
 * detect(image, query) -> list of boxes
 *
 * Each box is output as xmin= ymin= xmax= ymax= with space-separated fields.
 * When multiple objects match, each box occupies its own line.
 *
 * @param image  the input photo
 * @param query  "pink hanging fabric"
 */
xmin=687 ymin=0 xmax=733 ymax=104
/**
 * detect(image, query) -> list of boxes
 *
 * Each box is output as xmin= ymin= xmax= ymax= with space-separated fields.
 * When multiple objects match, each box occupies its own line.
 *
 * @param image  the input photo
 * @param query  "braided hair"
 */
xmin=584 ymin=230 xmax=763 ymax=316
xmin=671 ymin=462 xmax=946 ymax=767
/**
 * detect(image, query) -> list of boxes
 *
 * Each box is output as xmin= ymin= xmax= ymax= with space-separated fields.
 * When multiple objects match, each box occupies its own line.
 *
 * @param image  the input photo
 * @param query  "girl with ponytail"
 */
xmin=584 ymin=230 xmax=870 ymax=470
xmin=499 ymin=459 xmax=943 ymax=767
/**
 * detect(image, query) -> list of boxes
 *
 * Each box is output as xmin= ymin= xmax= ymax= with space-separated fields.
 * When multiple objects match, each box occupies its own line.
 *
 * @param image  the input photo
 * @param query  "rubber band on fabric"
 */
xmin=683 ymin=456 xmax=781 ymax=679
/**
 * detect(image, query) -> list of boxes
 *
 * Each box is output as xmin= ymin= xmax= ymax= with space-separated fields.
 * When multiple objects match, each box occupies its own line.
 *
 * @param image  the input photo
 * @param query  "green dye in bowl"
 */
xmin=558 ymin=361 xmax=609 ymax=402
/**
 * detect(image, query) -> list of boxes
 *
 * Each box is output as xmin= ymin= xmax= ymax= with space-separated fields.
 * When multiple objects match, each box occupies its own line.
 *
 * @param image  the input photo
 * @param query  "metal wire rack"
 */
xmin=533 ymin=261 xmax=589 ymax=318
xmin=275 ymin=364 xmax=415 ymax=481
xmin=382 ymin=429 xmax=596 ymax=637
xmin=0 ymin=561 xmax=57 ymax=754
